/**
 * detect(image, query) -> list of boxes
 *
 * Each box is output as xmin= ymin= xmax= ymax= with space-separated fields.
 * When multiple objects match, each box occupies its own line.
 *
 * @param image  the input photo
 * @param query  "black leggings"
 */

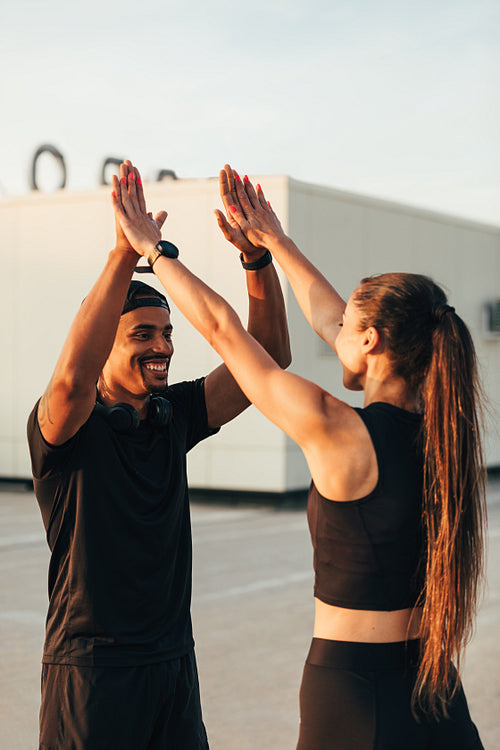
xmin=296 ymin=639 xmax=483 ymax=750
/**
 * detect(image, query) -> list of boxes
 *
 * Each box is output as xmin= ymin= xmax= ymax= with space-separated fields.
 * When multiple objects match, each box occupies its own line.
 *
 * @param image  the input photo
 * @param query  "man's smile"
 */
xmin=139 ymin=356 xmax=171 ymax=381
xmin=142 ymin=360 xmax=168 ymax=372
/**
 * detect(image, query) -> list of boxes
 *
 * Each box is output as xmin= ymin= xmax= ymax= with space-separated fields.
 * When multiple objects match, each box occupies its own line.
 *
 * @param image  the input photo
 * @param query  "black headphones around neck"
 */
xmin=95 ymin=396 xmax=172 ymax=433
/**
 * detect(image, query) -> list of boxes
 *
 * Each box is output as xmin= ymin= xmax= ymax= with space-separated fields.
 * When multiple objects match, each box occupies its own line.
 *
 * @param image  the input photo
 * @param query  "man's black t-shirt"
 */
xmin=27 ymin=378 xmax=217 ymax=667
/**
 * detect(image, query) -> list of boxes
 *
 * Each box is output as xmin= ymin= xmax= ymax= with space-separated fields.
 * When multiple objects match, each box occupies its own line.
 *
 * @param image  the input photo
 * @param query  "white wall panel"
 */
xmin=1 ymin=177 xmax=499 ymax=487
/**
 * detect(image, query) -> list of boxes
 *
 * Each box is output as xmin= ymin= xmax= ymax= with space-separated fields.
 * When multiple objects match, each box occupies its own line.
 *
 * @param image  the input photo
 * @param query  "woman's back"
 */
xmin=309 ymin=402 xmax=424 ymax=613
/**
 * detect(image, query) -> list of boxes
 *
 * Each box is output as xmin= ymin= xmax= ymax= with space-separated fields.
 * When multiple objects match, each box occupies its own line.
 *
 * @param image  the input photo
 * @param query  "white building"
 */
xmin=1 ymin=176 xmax=499 ymax=493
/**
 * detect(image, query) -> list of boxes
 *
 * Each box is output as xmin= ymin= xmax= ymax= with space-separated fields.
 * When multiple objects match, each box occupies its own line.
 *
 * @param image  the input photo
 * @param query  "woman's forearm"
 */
xmin=150 ymin=255 xmax=245 ymax=357
xmin=264 ymin=234 xmax=345 ymax=348
xmin=225 ymin=171 xmax=346 ymax=349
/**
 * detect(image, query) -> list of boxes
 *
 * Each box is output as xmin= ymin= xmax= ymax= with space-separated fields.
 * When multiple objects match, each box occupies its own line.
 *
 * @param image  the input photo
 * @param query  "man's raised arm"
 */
xmin=37 ymin=163 xmax=157 ymax=446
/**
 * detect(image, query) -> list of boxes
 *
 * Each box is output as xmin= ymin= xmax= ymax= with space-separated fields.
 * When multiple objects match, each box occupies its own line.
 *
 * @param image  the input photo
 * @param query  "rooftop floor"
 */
xmin=1 ymin=479 xmax=499 ymax=749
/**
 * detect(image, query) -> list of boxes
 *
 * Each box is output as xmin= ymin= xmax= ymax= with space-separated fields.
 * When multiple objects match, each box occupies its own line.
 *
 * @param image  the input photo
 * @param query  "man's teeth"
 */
xmin=144 ymin=362 xmax=167 ymax=372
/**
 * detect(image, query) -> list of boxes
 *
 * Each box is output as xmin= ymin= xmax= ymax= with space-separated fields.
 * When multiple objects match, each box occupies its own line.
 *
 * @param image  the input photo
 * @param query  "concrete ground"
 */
xmin=1 ymin=478 xmax=499 ymax=749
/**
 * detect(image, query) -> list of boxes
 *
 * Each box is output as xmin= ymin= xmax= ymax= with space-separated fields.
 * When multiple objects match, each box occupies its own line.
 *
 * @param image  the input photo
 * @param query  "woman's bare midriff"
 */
xmin=313 ymin=598 xmax=422 ymax=643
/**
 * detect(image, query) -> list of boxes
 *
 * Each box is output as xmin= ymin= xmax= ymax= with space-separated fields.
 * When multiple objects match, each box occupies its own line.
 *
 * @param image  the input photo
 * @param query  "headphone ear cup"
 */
xmin=148 ymin=397 xmax=173 ymax=428
xmin=108 ymin=403 xmax=140 ymax=432
xmin=105 ymin=403 xmax=140 ymax=433
xmin=95 ymin=399 xmax=170 ymax=432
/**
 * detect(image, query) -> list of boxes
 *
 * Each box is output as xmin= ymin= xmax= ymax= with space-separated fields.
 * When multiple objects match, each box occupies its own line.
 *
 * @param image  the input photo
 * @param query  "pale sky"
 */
xmin=1 ymin=0 xmax=499 ymax=225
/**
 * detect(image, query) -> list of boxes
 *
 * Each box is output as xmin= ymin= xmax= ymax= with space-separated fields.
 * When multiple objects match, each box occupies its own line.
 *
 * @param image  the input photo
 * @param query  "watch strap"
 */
xmin=239 ymin=250 xmax=273 ymax=270
xmin=147 ymin=246 xmax=162 ymax=268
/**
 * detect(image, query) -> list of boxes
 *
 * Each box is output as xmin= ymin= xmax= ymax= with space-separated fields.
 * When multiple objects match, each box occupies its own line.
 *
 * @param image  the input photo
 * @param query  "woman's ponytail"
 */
xmin=415 ymin=308 xmax=487 ymax=717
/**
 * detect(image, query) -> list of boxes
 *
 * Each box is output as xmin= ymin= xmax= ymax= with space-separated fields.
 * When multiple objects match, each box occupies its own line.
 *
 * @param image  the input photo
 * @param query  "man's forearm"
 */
xmin=52 ymin=248 xmax=138 ymax=391
xmin=38 ymin=247 xmax=139 ymax=445
xmin=243 ymin=259 xmax=291 ymax=369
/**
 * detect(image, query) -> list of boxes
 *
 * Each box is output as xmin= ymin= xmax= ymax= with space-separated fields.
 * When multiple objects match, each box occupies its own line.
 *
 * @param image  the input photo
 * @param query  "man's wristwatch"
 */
xmin=147 ymin=240 xmax=179 ymax=268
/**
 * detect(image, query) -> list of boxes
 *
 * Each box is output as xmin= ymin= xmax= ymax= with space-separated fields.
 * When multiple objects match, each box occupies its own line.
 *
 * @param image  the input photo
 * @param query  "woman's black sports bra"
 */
xmin=307 ymin=402 xmax=425 ymax=611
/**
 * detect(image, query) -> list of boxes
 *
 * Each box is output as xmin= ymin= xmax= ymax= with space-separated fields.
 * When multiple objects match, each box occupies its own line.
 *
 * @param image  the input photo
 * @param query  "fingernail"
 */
xmin=137 ymin=177 xmax=142 ymax=186
xmin=267 ymin=200 xmax=271 ymax=207
xmin=112 ymin=191 xmax=116 ymax=198
xmin=121 ymin=177 xmax=126 ymax=185
xmin=256 ymin=184 xmax=261 ymax=191
xmin=235 ymin=174 xmax=241 ymax=183
xmin=148 ymin=212 xmax=153 ymax=218
xmin=130 ymin=173 xmax=135 ymax=181
xmin=244 ymin=175 xmax=249 ymax=182
xmin=229 ymin=205 xmax=237 ymax=213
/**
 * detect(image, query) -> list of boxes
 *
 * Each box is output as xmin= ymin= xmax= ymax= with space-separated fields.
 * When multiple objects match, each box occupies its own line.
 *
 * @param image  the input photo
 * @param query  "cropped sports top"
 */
xmin=307 ymin=402 xmax=425 ymax=612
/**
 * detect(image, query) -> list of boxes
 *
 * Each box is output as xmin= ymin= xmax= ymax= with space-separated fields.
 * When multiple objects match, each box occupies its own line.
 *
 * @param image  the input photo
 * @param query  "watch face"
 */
xmin=156 ymin=240 xmax=179 ymax=259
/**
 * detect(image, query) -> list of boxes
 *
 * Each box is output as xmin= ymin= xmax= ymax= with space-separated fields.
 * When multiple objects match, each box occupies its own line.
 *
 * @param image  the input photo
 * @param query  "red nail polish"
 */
xmin=267 ymin=200 xmax=271 ymax=207
xmin=148 ymin=212 xmax=153 ymax=218
xmin=137 ymin=177 xmax=142 ymax=186
xmin=244 ymin=175 xmax=249 ymax=182
xmin=230 ymin=205 xmax=237 ymax=213
xmin=121 ymin=177 xmax=126 ymax=185
xmin=130 ymin=173 xmax=135 ymax=181
xmin=112 ymin=191 xmax=116 ymax=198
xmin=235 ymin=174 xmax=241 ymax=183
xmin=256 ymin=184 xmax=261 ymax=191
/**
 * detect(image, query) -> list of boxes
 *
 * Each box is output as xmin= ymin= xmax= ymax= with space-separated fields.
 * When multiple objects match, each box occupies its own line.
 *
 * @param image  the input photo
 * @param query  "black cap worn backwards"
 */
xmin=121 ymin=280 xmax=171 ymax=316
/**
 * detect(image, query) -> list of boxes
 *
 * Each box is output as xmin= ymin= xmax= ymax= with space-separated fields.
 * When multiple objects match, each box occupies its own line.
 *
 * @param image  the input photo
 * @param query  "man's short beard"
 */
xmin=146 ymin=382 xmax=168 ymax=395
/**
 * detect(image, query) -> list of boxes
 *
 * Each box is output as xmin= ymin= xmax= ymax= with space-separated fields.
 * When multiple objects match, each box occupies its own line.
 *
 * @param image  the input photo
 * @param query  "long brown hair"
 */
xmin=354 ymin=272 xmax=487 ymax=718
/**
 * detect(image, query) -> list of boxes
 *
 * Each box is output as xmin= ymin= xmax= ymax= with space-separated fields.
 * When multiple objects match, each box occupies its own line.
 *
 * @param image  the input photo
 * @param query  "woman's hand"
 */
xmin=218 ymin=164 xmax=286 ymax=250
xmin=111 ymin=163 xmax=167 ymax=257
xmin=214 ymin=165 xmax=264 ymax=260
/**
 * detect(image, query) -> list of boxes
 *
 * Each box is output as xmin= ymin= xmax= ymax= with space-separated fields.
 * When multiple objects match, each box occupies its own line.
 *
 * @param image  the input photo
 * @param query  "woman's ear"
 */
xmin=361 ymin=326 xmax=382 ymax=354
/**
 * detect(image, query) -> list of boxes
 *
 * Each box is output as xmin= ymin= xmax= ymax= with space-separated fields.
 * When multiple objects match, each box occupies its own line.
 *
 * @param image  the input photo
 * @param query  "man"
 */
xmin=27 ymin=162 xmax=290 ymax=749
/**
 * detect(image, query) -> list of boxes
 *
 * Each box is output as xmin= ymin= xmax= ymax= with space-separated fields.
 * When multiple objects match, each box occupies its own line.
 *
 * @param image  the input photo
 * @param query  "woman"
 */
xmin=112 ymin=164 xmax=486 ymax=749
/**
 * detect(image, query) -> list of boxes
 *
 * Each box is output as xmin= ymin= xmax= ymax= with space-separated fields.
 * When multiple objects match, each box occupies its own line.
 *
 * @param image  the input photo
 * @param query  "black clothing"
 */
xmin=27 ymin=378 xmax=217 ymax=667
xmin=307 ymin=402 xmax=424 ymax=611
xmin=296 ymin=638 xmax=484 ymax=750
xmin=39 ymin=650 xmax=209 ymax=750
xmin=302 ymin=402 xmax=483 ymax=748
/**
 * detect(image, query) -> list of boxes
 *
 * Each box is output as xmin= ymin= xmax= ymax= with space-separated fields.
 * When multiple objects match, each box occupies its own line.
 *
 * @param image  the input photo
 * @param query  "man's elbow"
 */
xmin=51 ymin=370 xmax=96 ymax=405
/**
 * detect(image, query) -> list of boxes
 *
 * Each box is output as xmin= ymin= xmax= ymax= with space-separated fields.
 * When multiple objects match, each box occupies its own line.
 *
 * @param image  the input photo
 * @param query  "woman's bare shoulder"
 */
xmin=304 ymin=399 xmax=378 ymax=502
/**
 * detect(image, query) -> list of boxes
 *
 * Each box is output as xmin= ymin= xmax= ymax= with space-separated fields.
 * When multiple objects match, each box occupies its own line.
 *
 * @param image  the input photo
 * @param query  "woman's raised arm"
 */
xmin=219 ymin=165 xmax=346 ymax=351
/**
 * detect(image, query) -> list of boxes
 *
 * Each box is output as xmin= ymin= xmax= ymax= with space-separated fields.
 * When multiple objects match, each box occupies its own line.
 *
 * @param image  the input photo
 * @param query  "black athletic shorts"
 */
xmin=296 ymin=638 xmax=484 ymax=750
xmin=39 ymin=650 xmax=209 ymax=750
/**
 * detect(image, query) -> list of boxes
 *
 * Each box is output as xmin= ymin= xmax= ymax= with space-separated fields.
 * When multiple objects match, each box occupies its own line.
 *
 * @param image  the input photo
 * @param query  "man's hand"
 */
xmin=114 ymin=161 xmax=140 ymax=256
xmin=111 ymin=163 xmax=168 ymax=257
xmin=217 ymin=164 xmax=286 ymax=251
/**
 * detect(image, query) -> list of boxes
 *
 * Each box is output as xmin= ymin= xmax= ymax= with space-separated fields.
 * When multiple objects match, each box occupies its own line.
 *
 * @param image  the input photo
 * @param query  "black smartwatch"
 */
xmin=147 ymin=240 xmax=179 ymax=268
